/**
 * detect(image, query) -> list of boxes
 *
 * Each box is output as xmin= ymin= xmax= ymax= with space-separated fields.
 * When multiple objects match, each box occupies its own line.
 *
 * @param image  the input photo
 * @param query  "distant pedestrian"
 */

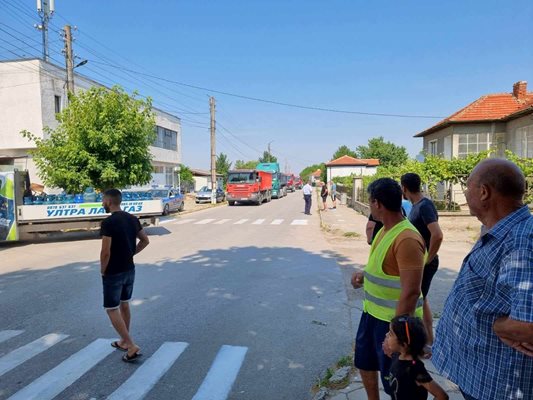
xmin=303 ymin=180 xmax=313 ymax=215
xmin=401 ymin=173 xmax=443 ymax=351
xmin=320 ymin=182 xmax=328 ymax=211
xmin=330 ymin=180 xmax=337 ymax=209
xmin=384 ymin=315 xmax=449 ymax=400
xmin=100 ymin=189 xmax=150 ymax=362
xmin=433 ymin=159 xmax=533 ymax=400
xmin=351 ymin=178 xmax=425 ymax=399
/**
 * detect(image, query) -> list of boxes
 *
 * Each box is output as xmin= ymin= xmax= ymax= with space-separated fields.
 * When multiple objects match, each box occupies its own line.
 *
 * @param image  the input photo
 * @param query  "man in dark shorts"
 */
xmin=100 ymin=189 xmax=150 ymax=362
xmin=400 ymin=173 xmax=443 ymax=348
xmin=351 ymin=178 xmax=425 ymax=399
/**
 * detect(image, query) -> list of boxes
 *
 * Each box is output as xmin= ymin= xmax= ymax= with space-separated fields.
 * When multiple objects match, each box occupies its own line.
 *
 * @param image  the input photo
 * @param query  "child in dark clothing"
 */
xmin=384 ymin=315 xmax=448 ymax=400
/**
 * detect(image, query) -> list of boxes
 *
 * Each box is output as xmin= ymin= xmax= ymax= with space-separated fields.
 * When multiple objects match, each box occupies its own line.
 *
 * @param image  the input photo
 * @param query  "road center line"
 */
xmin=174 ymin=219 xmax=196 ymax=224
xmin=291 ymin=219 xmax=308 ymax=225
xmin=252 ymin=219 xmax=265 ymax=225
xmin=234 ymin=219 xmax=249 ymax=225
xmin=214 ymin=219 xmax=231 ymax=225
xmin=270 ymin=219 xmax=284 ymax=225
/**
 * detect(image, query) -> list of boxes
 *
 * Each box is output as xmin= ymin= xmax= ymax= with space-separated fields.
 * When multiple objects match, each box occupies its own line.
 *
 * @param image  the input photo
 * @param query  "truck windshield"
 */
xmin=228 ymin=173 xmax=256 ymax=183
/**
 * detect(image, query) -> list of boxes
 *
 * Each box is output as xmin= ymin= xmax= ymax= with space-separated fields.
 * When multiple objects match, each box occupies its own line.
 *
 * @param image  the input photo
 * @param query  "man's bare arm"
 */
xmin=135 ymin=229 xmax=150 ymax=255
xmin=426 ymin=222 xmax=443 ymax=263
xmin=397 ymin=268 xmax=423 ymax=316
xmin=493 ymin=316 xmax=533 ymax=357
xmin=100 ymin=236 xmax=112 ymax=275
xmin=366 ymin=220 xmax=376 ymax=245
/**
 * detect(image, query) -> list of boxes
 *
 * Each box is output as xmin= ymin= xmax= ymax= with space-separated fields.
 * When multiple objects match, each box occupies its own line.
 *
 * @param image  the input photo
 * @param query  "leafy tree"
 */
xmin=259 ymin=150 xmax=277 ymax=163
xmin=299 ymin=163 xmax=325 ymax=183
xmin=216 ymin=153 xmax=232 ymax=184
xmin=22 ymin=86 xmax=156 ymax=193
xmin=234 ymin=160 xmax=259 ymax=169
xmin=178 ymin=164 xmax=194 ymax=185
xmin=331 ymin=145 xmax=357 ymax=160
xmin=356 ymin=136 xmax=409 ymax=167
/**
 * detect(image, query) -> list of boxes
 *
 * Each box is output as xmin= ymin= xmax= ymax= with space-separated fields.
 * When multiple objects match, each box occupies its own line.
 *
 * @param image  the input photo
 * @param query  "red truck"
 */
xmin=226 ymin=169 xmax=273 ymax=206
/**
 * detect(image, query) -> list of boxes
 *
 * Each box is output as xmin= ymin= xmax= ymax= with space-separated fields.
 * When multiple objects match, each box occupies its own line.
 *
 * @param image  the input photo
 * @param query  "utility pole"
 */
xmin=267 ymin=141 xmax=273 ymax=162
xmin=35 ymin=0 xmax=54 ymax=62
xmin=63 ymin=25 xmax=75 ymax=95
xmin=210 ymin=96 xmax=217 ymax=204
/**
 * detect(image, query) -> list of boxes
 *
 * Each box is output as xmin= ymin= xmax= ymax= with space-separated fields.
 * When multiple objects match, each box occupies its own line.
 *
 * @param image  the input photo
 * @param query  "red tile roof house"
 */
xmin=415 ymin=81 xmax=533 ymax=160
xmin=415 ymin=81 xmax=533 ymax=204
xmin=325 ymin=155 xmax=380 ymax=181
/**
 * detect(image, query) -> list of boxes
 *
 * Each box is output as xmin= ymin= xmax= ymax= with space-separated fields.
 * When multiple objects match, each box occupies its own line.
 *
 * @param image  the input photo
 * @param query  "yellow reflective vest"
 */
xmin=363 ymin=219 xmax=424 ymax=322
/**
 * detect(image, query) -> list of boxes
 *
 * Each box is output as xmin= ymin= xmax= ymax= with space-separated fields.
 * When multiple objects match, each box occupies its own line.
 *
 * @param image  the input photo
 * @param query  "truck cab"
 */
xmin=226 ymin=169 xmax=272 ymax=206
xmin=256 ymin=163 xmax=284 ymax=199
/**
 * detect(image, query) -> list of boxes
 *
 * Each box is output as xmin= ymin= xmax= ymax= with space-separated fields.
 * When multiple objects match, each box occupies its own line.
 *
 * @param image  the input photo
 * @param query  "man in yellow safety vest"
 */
xmin=351 ymin=177 xmax=426 ymax=399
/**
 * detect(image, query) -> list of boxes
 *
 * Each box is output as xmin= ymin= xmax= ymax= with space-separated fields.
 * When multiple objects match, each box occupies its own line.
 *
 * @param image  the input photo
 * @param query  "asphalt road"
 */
xmin=0 ymin=191 xmax=353 ymax=400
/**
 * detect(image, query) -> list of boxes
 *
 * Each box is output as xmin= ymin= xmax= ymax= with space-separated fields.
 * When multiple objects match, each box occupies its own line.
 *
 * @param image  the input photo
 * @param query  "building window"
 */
xmin=457 ymin=133 xmax=491 ymax=158
xmin=153 ymin=125 xmax=177 ymax=151
xmin=428 ymin=140 xmax=438 ymax=155
xmin=517 ymin=125 xmax=533 ymax=158
xmin=54 ymin=95 xmax=61 ymax=114
xmin=165 ymin=166 xmax=174 ymax=186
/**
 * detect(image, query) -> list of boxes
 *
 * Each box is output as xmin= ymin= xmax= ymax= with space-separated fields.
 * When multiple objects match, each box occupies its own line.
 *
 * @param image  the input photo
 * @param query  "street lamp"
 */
xmin=74 ymin=59 xmax=88 ymax=69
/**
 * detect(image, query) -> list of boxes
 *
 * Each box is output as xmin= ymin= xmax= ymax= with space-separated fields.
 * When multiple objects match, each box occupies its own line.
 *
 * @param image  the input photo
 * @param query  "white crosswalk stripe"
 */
xmin=214 ymin=219 xmax=231 ymax=224
xmin=291 ymin=219 xmax=308 ymax=225
xmin=0 ymin=330 xmax=23 ymax=344
xmin=195 ymin=219 xmax=216 ymax=225
xmin=270 ymin=219 xmax=284 ymax=225
xmin=234 ymin=219 xmax=249 ymax=225
xmin=0 ymin=330 xmax=248 ymax=400
xmin=7 ymin=338 xmax=115 ymax=400
xmin=174 ymin=218 xmax=196 ymax=224
xmin=252 ymin=219 xmax=265 ymax=225
xmin=107 ymin=342 xmax=189 ymax=400
xmin=192 ymin=345 xmax=248 ymax=400
xmin=0 ymin=333 xmax=68 ymax=377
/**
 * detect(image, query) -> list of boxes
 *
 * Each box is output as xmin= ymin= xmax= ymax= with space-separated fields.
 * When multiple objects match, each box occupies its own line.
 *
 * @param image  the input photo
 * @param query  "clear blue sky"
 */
xmin=2 ymin=0 xmax=532 ymax=173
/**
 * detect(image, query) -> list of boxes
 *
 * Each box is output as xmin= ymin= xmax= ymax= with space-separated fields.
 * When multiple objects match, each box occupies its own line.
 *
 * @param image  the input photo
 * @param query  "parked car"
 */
xmin=195 ymin=186 xmax=226 ymax=203
xmin=149 ymin=187 xmax=184 ymax=215
xmin=294 ymin=177 xmax=303 ymax=190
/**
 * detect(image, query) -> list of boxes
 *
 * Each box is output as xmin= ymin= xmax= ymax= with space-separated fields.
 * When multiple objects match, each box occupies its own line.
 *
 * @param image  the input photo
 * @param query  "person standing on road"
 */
xmin=100 ymin=189 xmax=150 ymax=362
xmin=303 ymin=180 xmax=313 ymax=215
xmin=432 ymin=159 xmax=533 ymax=400
xmin=400 ymin=173 xmax=443 ymax=350
xmin=351 ymin=178 xmax=426 ymax=399
xmin=330 ymin=180 xmax=337 ymax=209
xmin=320 ymin=182 xmax=329 ymax=211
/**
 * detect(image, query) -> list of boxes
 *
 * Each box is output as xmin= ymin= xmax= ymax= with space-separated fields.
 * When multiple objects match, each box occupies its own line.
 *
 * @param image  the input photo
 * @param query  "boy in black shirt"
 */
xmin=100 ymin=189 xmax=149 ymax=362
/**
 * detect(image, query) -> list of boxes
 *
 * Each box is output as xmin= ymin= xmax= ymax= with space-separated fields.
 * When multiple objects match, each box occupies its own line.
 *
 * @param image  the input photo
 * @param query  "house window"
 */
xmin=54 ymin=95 xmax=61 ymax=114
xmin=428 ymin=140 xmax=438 ymax=156
xmin=457 ymin=133 xmax=492 ymax=158
xmin=517 ymin=125 xmax=533 ymax=158
xmin=153 ymin=125 xmax=178 ymax=151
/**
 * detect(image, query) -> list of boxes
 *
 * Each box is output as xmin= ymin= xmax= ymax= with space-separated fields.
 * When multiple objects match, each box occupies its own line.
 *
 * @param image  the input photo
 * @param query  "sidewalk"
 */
xmin=315 ymin=200 xmax=463 ymax=400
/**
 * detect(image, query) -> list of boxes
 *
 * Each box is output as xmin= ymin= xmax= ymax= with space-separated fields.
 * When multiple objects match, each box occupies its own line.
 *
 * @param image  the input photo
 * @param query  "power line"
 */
xmin=87 ymin=59 xmax=445 ymax=119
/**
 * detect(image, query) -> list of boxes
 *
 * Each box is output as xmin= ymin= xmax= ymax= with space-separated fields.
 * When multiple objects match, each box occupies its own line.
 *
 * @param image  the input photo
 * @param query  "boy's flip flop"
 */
xmin=111 ymin=341 xmax=128 ymax=352
xmin=122 ymin=352 xmax=142 ymax=363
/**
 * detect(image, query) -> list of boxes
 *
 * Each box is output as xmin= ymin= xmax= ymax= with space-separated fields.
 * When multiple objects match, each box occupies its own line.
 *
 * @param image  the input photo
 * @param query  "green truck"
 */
xmin=256 ymin=162 xmax=286 ymax=199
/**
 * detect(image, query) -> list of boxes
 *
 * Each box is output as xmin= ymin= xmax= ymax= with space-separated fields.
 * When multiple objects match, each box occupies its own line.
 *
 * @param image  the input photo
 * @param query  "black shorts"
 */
xmin=421 ymin=256 xmax=439 ymax=298
xmin=354 ymin=312 xmax=392 ymax=394
xmin=102 ymin=270 xmax=135 ymax=309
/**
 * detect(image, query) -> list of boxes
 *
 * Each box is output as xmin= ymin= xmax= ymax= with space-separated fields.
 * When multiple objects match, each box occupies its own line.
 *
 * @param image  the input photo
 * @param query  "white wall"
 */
xmin=327 ymin=165 xmax=377 ymax=181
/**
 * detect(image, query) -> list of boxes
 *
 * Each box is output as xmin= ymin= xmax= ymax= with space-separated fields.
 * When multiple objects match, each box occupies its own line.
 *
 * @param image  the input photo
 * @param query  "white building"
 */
xmin=325 ymin=155 xmax=379 ymax=181
xmin=0 ymin=58 xmax=182 ymax=188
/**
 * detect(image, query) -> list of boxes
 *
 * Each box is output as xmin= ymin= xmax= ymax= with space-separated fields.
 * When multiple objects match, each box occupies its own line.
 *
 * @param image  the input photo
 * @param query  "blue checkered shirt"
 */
xmin=433 ymin=205 xmax=533 ymax=400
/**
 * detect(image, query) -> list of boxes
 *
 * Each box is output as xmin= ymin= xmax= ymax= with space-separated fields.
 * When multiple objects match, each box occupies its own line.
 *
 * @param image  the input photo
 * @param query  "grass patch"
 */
xmin=343 ymin=231 xmax=360 ymax=238
xmin=313 ymin=355 xmax=354 ymax=391
xmin=336 ymin=355 xmax=353 ymax=368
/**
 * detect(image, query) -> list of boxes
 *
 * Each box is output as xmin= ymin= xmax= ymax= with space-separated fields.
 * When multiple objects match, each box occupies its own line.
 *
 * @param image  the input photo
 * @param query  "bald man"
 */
xmin=432 ymin=159 xmax=533 ymax=400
